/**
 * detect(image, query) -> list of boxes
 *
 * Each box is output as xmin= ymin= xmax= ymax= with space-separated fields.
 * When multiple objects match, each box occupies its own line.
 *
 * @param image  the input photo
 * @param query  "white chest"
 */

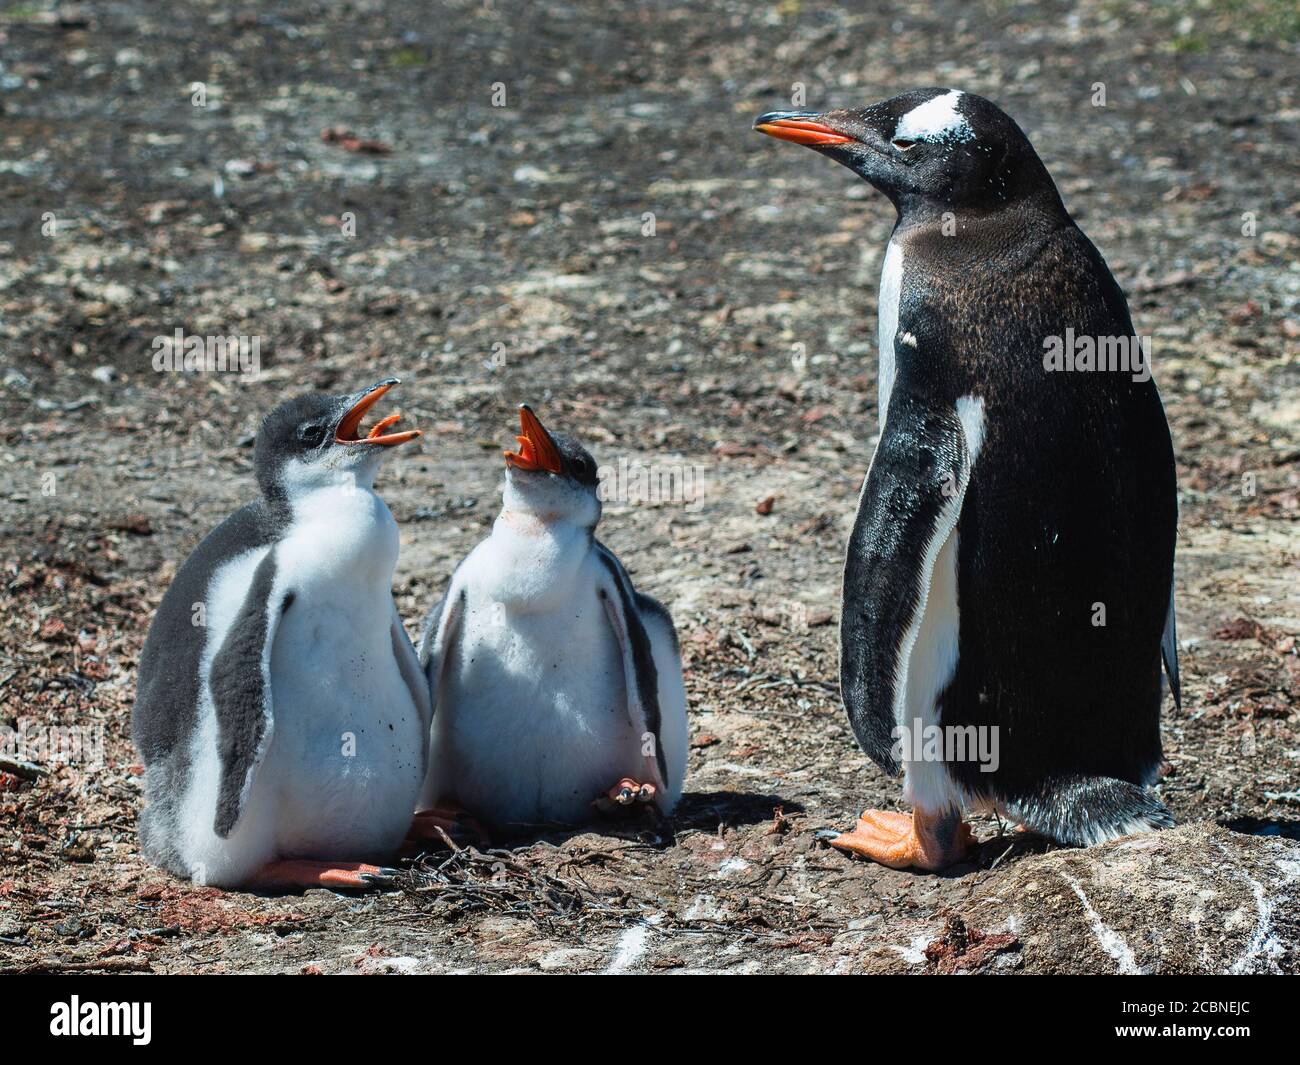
xmin=468 ymin=514 xmax=589 ymax=611
xmin=281 ymin=484 xmax=400 ymax=584
xmin=264 ymin=489 xmax=422 ymax=851
xmin=430 ymin=543 xmax=640 ymax=826
xmin=877 ymin=239 xmax=904 ymax=426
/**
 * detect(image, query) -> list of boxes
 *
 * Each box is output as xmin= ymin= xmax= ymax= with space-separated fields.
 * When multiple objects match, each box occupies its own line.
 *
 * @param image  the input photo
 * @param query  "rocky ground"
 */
xmin=0 ymin=0 xmax=1296 ymax=974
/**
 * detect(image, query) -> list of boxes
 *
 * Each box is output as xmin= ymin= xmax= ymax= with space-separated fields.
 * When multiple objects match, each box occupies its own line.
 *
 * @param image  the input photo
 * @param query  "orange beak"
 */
xmin=504 ymin=404 xmax=563 ymax=474
xmin=753 ymin=113 xmax=854 ymax=147
xmin=335 ymin=380 xmax=421 ymax=447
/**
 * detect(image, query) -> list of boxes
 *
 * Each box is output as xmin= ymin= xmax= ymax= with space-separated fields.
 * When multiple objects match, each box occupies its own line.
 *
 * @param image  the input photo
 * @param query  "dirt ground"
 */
xmin=1 ymin=0 xmax=1297 ymax=974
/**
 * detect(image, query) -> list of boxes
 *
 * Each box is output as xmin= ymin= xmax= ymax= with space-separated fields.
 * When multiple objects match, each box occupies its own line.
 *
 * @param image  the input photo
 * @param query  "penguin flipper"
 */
xmin=840 ymin=389 xmax=972 ymax=776
xmin=1160 ymin=588 xmax=1181 ymax=711
xmin=415 ymin=583 xmax=466 ymax=813
xmin=390 ymin=604 xmax=433 ymax=734
xmin=595 ymin=544 xmax=670 ymax=793
xmin=418 ymin=582 xmax=466 ymax=717
xmin=209 ymin=551 xmax=287 ymax=839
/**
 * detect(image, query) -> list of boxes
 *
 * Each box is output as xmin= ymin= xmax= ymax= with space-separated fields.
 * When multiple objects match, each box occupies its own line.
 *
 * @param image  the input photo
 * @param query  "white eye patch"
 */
xmin=894 ymin=90 xmax=974 ymax=144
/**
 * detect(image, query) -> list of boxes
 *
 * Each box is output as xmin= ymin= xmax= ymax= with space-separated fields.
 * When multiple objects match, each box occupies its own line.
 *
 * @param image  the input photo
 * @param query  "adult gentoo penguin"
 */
xmin=415 ymin=404 xmax=687 ymax=833
xmin=755 ymin=89 xmax=1179 ymax=869
xmin=132 ymin=379 xmax=431 ymax=889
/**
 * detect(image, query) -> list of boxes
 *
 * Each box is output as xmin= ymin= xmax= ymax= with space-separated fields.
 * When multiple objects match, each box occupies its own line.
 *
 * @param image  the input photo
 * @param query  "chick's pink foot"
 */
xmin=592 ymin=777 xmax=657 ymax=813
xmin=403 ymin=805 xmax=489 ymax=852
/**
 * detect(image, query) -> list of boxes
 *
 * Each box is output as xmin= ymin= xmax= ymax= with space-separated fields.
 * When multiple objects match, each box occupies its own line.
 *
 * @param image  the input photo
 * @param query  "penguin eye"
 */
xmin=298 ymin=423 xmax=327 ymax=447
xmin=891 ymin=138 xmax=916 ymax=152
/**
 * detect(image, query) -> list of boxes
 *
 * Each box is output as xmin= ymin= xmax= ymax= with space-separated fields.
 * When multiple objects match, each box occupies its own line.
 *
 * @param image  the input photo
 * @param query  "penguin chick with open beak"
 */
xmin=132 ymin=379 xmax=431 ymax=891
xmin=414 ymin=404 xmax=688 ymax=837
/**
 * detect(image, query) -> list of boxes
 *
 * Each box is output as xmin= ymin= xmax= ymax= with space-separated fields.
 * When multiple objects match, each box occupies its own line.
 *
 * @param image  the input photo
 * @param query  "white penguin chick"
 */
xmin=415 ymin=404 xmax=687 ymax=835
xmin=132 ymin=379 xmax=431 ymax=891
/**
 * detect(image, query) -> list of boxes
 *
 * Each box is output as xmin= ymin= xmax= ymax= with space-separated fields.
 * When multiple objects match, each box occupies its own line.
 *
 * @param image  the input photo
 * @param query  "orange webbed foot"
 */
xmin=246 ymin=859 xmax=398 ymax=893
xmin=821 ymin=807 xmax=973 ymax=871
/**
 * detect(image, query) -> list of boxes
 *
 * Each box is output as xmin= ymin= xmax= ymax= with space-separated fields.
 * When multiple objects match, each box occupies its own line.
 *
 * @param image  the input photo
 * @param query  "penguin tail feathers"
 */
xmin=1002 ymin=775 xmax=1174 ymax=848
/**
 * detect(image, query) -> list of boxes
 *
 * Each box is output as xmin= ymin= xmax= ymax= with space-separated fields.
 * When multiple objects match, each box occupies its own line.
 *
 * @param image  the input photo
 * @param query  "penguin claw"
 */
xmin=593 ymin=778 xmax=657 ymax=814
xmin=248 ymin=860 xmax=400 ymax=894
xmin=359 ymin=867 xmax=401 ymax=888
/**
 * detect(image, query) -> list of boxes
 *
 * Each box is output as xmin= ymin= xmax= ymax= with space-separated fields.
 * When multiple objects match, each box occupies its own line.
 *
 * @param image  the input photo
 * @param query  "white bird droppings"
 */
xmin=1061 ymin=872 xmax=1144 ymax=974
xmin=605 ymin=925 xmax=653 ymax=974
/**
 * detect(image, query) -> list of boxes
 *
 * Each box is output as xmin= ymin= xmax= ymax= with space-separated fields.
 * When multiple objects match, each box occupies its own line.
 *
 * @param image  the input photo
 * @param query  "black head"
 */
xmin=552 ymin=432 xmax=600 ymax=487
xmin=755 ymin=88 xmax=1062 ymax=219
xmin=501 ymin=404 xmax=601 ymax=529
xmin=503 ymin=404 xmax=599 ymax=488
xmin=253 ymin=378 xmax=420 ymax=501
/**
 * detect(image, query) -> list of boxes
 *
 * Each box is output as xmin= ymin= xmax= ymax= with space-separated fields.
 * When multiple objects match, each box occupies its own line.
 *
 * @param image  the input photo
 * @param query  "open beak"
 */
xmin=335 ymin=378 xmax=421 ymax=447
xmin=753 ymin=111 xmax=855 ymax=147
xmin=504 ymin=404 xmax=563 ymax=474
